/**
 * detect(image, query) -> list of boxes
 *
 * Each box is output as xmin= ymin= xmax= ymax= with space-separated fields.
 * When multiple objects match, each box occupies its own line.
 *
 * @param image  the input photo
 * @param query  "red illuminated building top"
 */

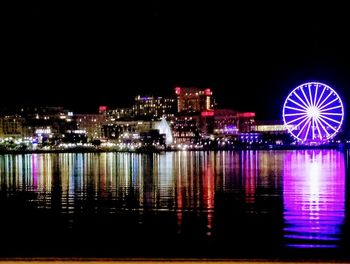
xmin=201 ymin=110 xmax=214 ymax=117
xmin=237 ymin=112 xmax=255 ymax=118
xmin=204 ymin=88 xmax=212 ymax=96
xmin=175 ymin=87 xmax=181 ymax=95
xmin=99 ymin=106 xmax=107 ymax=112
xmin=174 ymin=86 xmax=213 ymax=113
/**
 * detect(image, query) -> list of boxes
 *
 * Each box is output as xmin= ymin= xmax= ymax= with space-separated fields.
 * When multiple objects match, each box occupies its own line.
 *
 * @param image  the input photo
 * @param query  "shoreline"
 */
xmin=0 ymin=144 xmax=348 ymax=154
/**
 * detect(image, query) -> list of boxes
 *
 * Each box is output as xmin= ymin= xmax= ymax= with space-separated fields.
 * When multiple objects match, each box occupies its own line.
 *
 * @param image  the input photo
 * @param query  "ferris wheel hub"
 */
xmin=307 ymin=106 xmax=320 ymax=119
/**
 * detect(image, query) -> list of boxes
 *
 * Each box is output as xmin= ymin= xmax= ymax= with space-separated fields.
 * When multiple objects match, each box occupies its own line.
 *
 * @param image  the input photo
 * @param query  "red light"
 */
xmin=204 ymin=88 xmax=212 ymax=96
xmin=238 ymin=112 xmax=255 ymax=118
xmin=201 ymin=110 xmax=214 ymax=117
xmin=175 ymin=87 xmax=181 ymax=95
xmin=99 ymin=106 xmax=107 ymax=112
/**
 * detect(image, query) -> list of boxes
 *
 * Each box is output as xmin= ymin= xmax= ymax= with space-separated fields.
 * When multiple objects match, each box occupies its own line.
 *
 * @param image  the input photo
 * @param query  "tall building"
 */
xmin=98 ymin=106 xmax=108 ymax=115
xmin=107 ymin=107 xmax=135 ymax=120
xmin=133 ymin=95 xmax=176 ymax=119
xmin=76 ymin=114 xmax=108 ymax=139
xmin=20 ymin=106 xmax=77 ymax=137
xmin=0 ymin=116 xmax=23 ymax=138
xmin=175 ymin=87 xmax=213 ymax=113
xmin=173 ymin=87 xmax=215 ymax=138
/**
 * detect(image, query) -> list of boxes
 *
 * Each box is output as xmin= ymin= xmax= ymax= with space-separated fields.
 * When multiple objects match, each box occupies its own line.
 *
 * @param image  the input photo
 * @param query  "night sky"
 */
xmin=3 ymin=2 xmax=350 ymax=121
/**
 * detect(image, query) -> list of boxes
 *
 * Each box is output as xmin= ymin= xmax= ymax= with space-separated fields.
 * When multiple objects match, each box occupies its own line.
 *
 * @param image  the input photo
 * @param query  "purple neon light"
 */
xmin=282 ymin=150 xmax=345 ymax=248
xmin=282 ymin=82 xmax=344 ymax=143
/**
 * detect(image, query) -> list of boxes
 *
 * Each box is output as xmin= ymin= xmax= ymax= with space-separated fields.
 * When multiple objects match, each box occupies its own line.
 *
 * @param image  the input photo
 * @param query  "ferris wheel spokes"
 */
xmin=318 ymin=97 xmax=339 ymax=111
xmin=286 ymin=115 xmax=309 ymax=125
xmin=287 ymin=98 xmax=308 ymax=110
xmin=320 ymin=115 xmax=342 ymax=125
xmin=293 ymin=91 xmax=309 ymax=109
xmin=315 ymin=86 xmax=326 ymax=108
xmin=316 ymin=90 xmax=332 ymax=109
xmin=282 ymin=82 xmax=344 ymax=143
xmin=320 ymin=105 xmax=342 ymax=113
xmin=300 ymin=86 xmax=312 ymax=107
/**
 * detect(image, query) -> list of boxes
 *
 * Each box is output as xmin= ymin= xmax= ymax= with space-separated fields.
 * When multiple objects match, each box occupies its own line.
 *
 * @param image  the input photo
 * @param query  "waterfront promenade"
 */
xmin=0 ymin=143 xmax=348 ymax=154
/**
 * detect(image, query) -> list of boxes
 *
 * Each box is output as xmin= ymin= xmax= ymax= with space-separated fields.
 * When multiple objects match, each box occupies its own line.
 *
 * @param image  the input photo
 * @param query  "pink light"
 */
xmin=204 ymin=88 xmax=212 ymax=96
xmin=32 ymin=154 xmax=38 ymax=190
xmin=201 ymin=110 xmax=214 ymax=117
xmin=175 ymin=87 xmax=181 ymax=95
xmin=99 ymin=106 xmax=107 ymax=112
xmin=238 ymin=112 xmax=255 ymax=118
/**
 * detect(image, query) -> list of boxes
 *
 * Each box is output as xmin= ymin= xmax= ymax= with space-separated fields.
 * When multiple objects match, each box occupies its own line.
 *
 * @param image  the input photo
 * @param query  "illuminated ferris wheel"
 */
xmin=282 ymin=82 xmax=344 ymax=143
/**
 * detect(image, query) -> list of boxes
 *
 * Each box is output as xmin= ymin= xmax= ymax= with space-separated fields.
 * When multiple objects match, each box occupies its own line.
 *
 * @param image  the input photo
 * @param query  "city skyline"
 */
xmin=2 ymin=4 xmax=350 ymax=260
xmin=3 ymin=2 xmax=350 ymax=121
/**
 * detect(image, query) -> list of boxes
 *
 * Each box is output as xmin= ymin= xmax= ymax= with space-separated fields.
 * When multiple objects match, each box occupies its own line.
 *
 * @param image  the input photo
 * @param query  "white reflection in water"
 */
xmin=283 ymin=150 xmax=345 ymax=248
xmin=0 ymin=153 xmax=215 ymax=212
xmin=0 ymin=150 xmax=347 ymax=249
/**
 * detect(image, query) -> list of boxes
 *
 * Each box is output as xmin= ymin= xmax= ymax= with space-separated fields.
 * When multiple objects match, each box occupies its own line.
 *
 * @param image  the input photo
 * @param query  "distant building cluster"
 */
xmin=0 ymin=87 xmax=301 ymax=151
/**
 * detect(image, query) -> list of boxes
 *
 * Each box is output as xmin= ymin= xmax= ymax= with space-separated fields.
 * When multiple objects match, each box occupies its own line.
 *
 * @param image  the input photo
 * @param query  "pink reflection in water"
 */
xmin=283 ymin=150 xmax=345 ymax=248
xmin=243 ymin=151 xmax=257 ymax=204
xmin=31 ymin=154 xmax=38 ymax=190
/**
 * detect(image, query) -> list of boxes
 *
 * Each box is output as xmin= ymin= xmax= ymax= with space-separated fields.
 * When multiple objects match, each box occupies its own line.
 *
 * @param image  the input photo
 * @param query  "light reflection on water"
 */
xmin=0 ymin=150 xmax=348 ymax=257
xmin=283 ymin=150 xmax=345 ymax=248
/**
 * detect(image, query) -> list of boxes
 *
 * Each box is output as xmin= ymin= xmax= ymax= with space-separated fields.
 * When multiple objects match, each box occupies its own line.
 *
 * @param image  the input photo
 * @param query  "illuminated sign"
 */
xmin=35 ymin=128 xmax=51 ymax=134
xmin=204 ymin=88 xmax=212 ymax=96
xmin=99 ymin=106 xmax=107 ymax=112
xmin=201 ymin=110 xmax=214 ymax=117
xmin=175 ymin=87 xmax=181 ymax=95
xmin=238 ymin=112 xmax=255 ymax=118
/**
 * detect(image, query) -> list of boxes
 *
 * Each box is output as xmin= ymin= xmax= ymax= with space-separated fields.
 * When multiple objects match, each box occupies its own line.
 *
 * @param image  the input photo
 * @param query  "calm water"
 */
xmin=0 ymin=150 xmax=349 ymax=259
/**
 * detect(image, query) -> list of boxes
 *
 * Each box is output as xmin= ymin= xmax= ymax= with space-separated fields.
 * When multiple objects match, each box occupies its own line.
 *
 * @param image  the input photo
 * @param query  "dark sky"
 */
xmin=3 ymin=2 xmax=350 ymax=120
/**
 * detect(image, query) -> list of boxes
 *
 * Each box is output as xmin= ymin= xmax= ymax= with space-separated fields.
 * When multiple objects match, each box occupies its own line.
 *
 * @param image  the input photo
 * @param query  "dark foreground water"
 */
xmin=0 ymin=149 xmax=349 ymax=259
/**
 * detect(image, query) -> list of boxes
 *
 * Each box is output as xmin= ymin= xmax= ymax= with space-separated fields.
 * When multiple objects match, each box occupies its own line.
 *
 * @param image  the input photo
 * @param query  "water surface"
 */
xmin=0 ymin=150 xmax=348 ymax=259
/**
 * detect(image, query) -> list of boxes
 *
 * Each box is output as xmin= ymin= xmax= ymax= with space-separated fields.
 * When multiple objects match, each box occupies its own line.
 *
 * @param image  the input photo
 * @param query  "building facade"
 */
xmin=175 ymin=87 xmax=213 ymax=113
xmin=133 ymin=95 xmax=176 ymax=119
xmin=0 ymin=116 xmax=23 ymax=138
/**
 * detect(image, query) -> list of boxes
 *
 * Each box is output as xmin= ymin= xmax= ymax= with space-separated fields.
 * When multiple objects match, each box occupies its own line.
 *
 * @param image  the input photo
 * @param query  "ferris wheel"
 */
xmin=282 ymin=82 xmax=344 ymax=143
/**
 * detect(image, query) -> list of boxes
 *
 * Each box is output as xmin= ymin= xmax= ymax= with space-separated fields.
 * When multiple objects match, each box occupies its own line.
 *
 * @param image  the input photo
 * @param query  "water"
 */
xmin=0 ymin=150 xmax=349 ymax=259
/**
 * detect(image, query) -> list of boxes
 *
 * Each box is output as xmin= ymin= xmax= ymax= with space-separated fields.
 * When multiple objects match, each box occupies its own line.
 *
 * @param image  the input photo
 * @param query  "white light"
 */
xmin=307 ymin=106 xmax=320 ymax=119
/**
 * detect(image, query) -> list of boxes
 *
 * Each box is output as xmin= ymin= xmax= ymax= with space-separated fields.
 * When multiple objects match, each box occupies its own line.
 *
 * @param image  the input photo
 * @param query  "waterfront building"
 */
xmin=238 ymin=132 xmax=263 ymax=144
xmin=175 ymin=86 xmax=213 ymax=113
xmin=107 ymin=107 xmax=135 ymax=120
xmin=76 ymin=114 xmax=108 ymax=139
xmin=19 ymin=106 xmax=74 ymax=122
xmin=101 ymin=120 xmax=156 ymax=139
xmin=252 ymin=120 xmax=288 ymax=134
xmin=20 ymin=107 xmax=77 ymax=140
xmin=237 ymin=112 xmax=256 ymax=132
xmin=251 ymin=120 xmax=293 ymax=145
xmin=171 ymin=115 xmax=201 ymax=144
xmin=63 ymin=130 xmax=88 ymax=144
xmin=98 ymin=105 xmax=108 ymax=115
xmin=0 ymin=116 xmax=23 ymax=138
xmin=133 ymin=95 xmax=177 ymax=120
xmin=213 ymin=109 xmax=239 ymax=136
xmin=173 ymin=86 xmax=215 ymax=140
